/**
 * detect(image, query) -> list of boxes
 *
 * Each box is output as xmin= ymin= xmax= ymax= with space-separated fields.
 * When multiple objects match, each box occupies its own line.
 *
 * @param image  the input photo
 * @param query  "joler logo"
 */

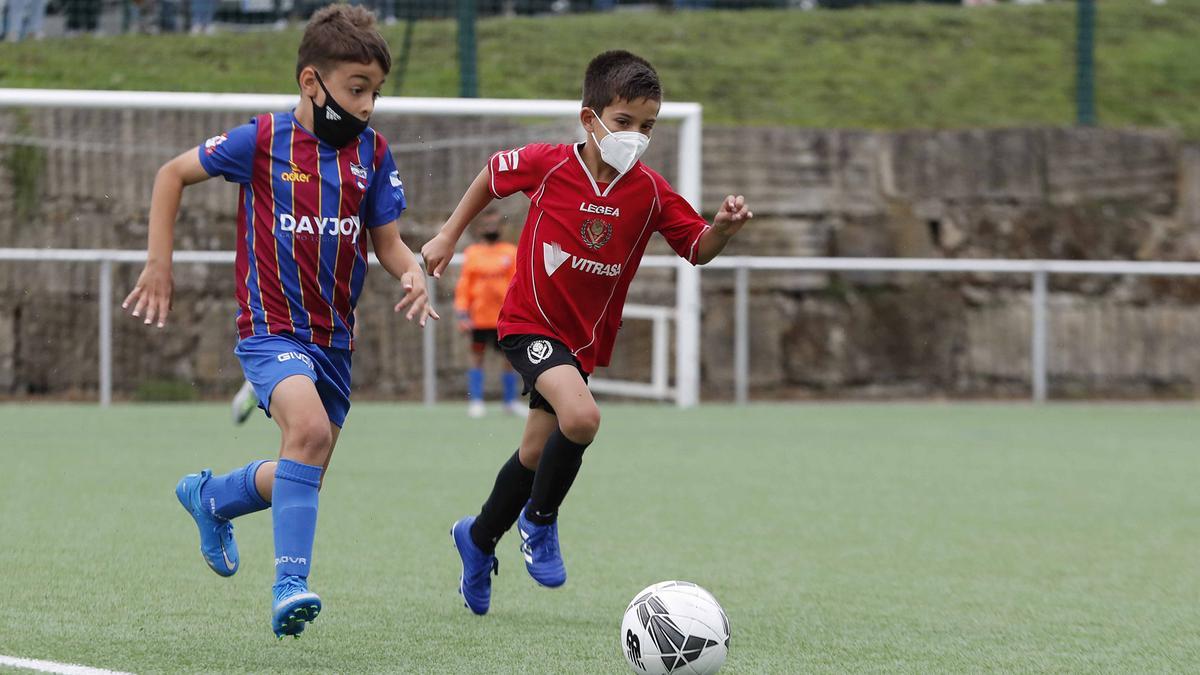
xmin=543 ymin=242 xmax=621 ymax=278
xmin=527 ymin=339 xmax=553 ymax=364
xmin=281 ymin=162 xmax=312 ymax=183
xmin=278 ymin=214 xmax=363 ymax=244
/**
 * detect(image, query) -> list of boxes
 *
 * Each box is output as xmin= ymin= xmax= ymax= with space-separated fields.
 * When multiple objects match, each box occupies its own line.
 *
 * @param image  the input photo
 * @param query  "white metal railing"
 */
xmin=0 ymin=88 xmax=705 ymax=407
xmin=0 ymin=248 xmax=687 ymax=406
xmin=704 ymin=255 xmax=1200 ymax=404
xmin=5 ymin=248 xmax=1200 ymax=406
xmin=589 ymin=303 xmax=674 ymax=400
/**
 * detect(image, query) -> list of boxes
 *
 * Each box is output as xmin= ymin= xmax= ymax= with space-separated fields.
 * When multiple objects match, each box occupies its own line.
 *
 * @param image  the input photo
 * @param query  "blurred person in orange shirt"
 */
xmin=456 ymin=210 xmax=524 ymax=418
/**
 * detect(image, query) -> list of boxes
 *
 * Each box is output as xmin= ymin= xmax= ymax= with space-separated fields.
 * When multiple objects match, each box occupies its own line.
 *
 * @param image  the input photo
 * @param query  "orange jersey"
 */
xmin=455 ymin=241 xmax=518 ymax=329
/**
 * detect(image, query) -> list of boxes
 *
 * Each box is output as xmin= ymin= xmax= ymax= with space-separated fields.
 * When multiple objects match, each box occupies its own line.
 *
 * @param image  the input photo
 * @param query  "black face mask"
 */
xmin=311 ymin=71 xmax=369 ymax=148
xmin=481 ymin=232 xmax=501 ymax=243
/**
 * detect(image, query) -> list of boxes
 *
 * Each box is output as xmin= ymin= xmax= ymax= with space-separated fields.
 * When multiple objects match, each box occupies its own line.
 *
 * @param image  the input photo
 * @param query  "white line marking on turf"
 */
xmin=0 ymin=655 xmax=134 ymax=675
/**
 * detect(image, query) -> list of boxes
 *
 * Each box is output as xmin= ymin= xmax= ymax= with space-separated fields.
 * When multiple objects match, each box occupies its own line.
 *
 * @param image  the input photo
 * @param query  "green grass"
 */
xmin=0 ymin=403 xmax=1198 ymax=673
xmin=2 ymin=1 xmax=1200 ymax=135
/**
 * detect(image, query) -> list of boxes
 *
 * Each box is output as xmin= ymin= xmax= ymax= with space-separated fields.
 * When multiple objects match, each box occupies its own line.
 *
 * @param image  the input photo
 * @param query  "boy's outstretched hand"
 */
xmin=713 ymin=195 xmax=753 ymax=236
xmin=394 ymin=270 xmax=441 ymax=327
xmin=123 ymin=263 xmax=174 ymax=328
xmin=421 ymin=233 xmax=455 ymax=279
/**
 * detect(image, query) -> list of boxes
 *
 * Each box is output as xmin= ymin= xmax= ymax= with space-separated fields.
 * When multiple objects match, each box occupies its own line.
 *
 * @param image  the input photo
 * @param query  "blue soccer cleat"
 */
xmin=271 ymin=575 xmax=321 ymax=639
xmin=451 ymin=516 xmax=498 ymax=615
xmin=175 ymin=470 xmax=239 ymax=577
xmin=517 ymin=508 xmax=566 ymax=588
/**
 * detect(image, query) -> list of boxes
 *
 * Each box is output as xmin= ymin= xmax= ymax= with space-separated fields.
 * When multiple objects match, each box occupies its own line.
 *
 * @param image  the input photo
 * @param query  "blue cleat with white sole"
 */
xmin=271 ymin=575 xmax=321 ymax=639
xmin=517 ymin=507 xmax=566 ymax=588
xmin=175 ymin=470 xmax=239 ymax=577
xmin=451 ymin=516 xmax=498 ymax=615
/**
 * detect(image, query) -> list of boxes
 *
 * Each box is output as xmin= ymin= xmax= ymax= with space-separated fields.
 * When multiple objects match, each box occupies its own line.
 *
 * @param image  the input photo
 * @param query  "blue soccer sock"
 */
xmin=272 ymin=459 xmax=323 ymax=582
xmin=468 ymin=367 xmax=485 ymax=401
xmin=199 ymin=459 xmax=270 ymax=520
xmin=501 ymin=371 xmax=519 ymax=405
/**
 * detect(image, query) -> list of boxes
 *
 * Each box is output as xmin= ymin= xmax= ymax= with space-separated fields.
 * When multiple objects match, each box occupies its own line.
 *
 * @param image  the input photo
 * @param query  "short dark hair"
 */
xmin=582 ymin=50 xmax=662 ymax=113
xmin=296 ymin=5 xmax=391 ymax=81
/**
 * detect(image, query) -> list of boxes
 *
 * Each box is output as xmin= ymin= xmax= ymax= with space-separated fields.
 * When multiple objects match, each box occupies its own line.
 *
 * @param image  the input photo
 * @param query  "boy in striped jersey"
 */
xmin=122 ymin=5 xmax=437 ymax=638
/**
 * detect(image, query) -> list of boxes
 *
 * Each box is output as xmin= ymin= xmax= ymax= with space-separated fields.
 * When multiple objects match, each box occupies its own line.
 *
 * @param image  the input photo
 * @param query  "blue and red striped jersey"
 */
xmin=198 ymin=111 xmax=406 ymax=351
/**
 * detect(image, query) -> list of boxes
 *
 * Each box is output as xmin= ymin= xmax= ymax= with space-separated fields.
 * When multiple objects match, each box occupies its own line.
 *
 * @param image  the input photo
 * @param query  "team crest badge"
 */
xmin=580 ymin=218 xmax=613 ymax=250
xmin=527 ymin=340 xmax=553 ymax=365
xmin=350 ymin=163 xmax=368 ymax=180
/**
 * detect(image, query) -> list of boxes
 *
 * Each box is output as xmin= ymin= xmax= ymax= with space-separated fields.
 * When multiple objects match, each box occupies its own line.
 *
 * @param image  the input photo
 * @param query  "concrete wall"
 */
xmin=1 ymin=107 xmax=1197 ymax=400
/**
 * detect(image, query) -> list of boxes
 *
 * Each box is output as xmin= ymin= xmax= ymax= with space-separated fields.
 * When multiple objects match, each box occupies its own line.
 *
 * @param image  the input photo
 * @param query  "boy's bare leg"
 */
xmin=253 ymin=425 xmax=340 ymax=498
xmin=517 ymin=407 xmax=558 ymax=469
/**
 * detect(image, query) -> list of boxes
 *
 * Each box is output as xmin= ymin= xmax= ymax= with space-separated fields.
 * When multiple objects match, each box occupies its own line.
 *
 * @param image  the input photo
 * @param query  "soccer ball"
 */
xmin=620 ymin=580 xmax=730 ymax=674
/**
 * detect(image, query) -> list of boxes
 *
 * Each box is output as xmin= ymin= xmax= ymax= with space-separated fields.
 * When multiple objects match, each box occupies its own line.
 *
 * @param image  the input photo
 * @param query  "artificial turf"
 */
xmin=0 ymin=402 xmax=1196 ymax=673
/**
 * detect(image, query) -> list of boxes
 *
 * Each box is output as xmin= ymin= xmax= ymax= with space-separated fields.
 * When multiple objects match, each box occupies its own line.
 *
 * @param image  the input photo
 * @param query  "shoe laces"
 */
xmin=213 ymin=519 xmax=234 ymax=548
xmin=543 ymin=522 xmax=560 ymax=560
xmin=528 ymin=521 xmax=559 ymax=561
xmin=274 ymin=575 xmax=308 ymax=603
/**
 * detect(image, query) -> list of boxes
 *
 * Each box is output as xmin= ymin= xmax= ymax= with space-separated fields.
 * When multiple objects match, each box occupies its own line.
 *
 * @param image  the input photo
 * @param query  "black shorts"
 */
xmin=470 ymin=328 xmax=501 ymax=353
xmin=499 ymin=334 xmax=589 ymax=415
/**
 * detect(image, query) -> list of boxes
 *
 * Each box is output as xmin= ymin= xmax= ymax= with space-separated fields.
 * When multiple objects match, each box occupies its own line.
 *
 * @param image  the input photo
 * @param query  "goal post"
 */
xmin=0 ymin=88 xmax=704 ymax=407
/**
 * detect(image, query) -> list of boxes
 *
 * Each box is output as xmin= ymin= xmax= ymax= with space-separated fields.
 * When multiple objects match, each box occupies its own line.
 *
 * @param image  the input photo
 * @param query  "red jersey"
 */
xmin=489 ymin=143 xmax=709 ymax=373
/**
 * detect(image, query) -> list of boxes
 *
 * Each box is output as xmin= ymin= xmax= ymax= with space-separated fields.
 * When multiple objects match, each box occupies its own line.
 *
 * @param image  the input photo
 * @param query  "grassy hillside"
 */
xmin=1 ymin=0 xmax=1198 ymax=135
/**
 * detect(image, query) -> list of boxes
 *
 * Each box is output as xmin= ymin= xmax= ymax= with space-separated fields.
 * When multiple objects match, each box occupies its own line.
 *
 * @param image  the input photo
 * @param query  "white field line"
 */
xmin=0 ymin=655 xmax=134 ymax=675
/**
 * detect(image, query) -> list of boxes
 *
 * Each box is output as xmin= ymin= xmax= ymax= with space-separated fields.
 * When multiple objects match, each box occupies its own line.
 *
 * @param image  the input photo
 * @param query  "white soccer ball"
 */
xmin=620 ymin=581 xmax=730 ymax=675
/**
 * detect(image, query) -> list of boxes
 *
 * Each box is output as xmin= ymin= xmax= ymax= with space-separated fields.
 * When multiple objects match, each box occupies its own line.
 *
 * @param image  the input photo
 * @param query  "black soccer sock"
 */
xmin=470 ymin=450 xmax=536 ymax=555
xmin=526 ymin=427 xmax=590 ymax=525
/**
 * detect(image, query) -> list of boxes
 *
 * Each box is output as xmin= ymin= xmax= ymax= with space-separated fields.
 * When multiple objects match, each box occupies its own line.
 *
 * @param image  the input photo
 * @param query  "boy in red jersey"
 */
xmin=423 ymin=50 xmax=752 ymax=615
xmin=121 ymin=6 xmax=437 ymax=638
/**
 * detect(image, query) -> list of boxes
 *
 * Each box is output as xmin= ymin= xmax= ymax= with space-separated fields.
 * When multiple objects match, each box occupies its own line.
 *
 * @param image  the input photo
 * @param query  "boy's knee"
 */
xmin=285 ymin=420 xmax=333 ymax=464
xmin=518 ymin=444 xmax=543 ymax=469
xmin=559 ymin=405 xmax=600 ymax=444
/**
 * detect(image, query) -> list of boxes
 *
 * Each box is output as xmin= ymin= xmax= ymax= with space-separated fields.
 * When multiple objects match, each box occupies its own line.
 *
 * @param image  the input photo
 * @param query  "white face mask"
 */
xmin=588 ymin=108 xmax=650 ymax=174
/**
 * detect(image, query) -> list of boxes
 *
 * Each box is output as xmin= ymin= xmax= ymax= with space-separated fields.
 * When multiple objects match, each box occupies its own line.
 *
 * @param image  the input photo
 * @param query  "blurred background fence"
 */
xmin=1 ymin=0 xmax=1198 ymax=403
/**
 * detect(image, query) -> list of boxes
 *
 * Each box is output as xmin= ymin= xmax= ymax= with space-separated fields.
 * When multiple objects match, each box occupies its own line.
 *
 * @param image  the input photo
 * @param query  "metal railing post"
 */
xmin=734 ymin=265 xmax=749 ymax=405
xmin=423 ymin=276 xmax=437 ymax=407
xmin=675 ymin=107 xmax=703 ymax=408
xmin=1031 ymin=268 xmax=1048 ymax=403
xmin=99 ymin=259 xmax=113 ymax=407
xmin=652 ymin=312 xmax=669 ymax=398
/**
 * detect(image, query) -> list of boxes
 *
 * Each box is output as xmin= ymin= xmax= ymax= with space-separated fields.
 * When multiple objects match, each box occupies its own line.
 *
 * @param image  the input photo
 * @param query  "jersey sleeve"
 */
xmin=654 ymin=175 xmax=711 ymax=265
xmin=487 ymin=143 xmax=558 ymax=199
xmin=364 ymin=144 xmax=407 ymax=228
xmin=197 ymin=119 xmax=257 ymax=184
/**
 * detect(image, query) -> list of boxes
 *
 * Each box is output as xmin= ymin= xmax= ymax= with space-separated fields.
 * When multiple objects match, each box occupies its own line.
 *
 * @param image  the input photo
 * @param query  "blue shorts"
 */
xmin=234 ymin=333 xmax=353 ymax=427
